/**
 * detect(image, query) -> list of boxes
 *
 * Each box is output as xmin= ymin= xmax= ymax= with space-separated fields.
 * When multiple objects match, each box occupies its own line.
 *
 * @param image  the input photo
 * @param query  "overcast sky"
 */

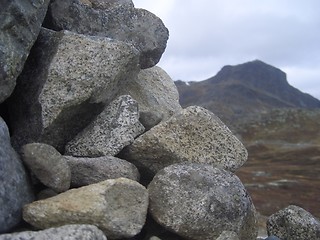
xmin=133 ymin=0 xmax=320 ymax=99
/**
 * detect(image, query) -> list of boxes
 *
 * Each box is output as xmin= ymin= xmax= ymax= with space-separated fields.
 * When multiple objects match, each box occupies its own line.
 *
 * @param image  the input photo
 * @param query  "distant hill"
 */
xmin=175 ymin=60 xmax=320 ymax=128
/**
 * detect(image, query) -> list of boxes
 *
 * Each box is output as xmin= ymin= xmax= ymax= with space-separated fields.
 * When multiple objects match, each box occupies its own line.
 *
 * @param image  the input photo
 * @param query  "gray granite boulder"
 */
xmin=118 ymin=66 xmax=182 ymax=130
xmin=65 ymin=95 xmax=144 ymax=157
xmin=267 ymin=205 xmax=320 ymax=240
xmin=44 ymin=0 xmax=168 ymax=68
xmin=21 ymin=143 xmax=71 ymax=193
xmin=23 ymin=178 xmax=149 ymax=239
xmin=9 ymin=28 xmax=139 ymax=152
xmin=0 ymin=0 xmax=50 ymax=103
xmin=148 ymin=164 xmax=257 ymax=240
xmin=0 ymin=117 xmax=34 ymax=233
xmin=0 ymin=224 xmax=107 ymax=240
xmin=64 ymin=155 xmax=139 ymax=187
xmin=120 ymin=106 xmax=248 ymax=180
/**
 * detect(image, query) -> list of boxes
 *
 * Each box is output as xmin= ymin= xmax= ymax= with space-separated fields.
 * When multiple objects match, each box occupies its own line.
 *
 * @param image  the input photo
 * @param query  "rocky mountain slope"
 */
xmin=175 ymin=60 xmax=320 ymax=129
xmin=175 ymin=61 xmax=320 ymax=219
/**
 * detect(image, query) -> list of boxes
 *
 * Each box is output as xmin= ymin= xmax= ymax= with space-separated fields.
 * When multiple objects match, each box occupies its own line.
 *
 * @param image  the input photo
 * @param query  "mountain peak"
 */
xmin=175 ymin=60 xmax=320 ymax=127
xmin=208 ymin=60 xmax=289 ymax=93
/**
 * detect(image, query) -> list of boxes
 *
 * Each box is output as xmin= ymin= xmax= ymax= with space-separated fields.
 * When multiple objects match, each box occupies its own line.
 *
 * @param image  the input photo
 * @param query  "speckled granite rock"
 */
xmin=44 ymin=0 xmax=168 ymax=68
xmin=120 ymin=106 xmax=248 ymax=180
xmin=118 ymin=66 xmax=182 ymax=130
xmin=148 ymin=164 xmax=257 ymax=240
xmin=267 ymin=205 xmax=320 ymax=240
xmin=9 ymin=28 xmax=139 ymax=152
xmin=0 ymin=224 xmax=107 ymax=240
xmin=65 ymin=95 xmax=144 ymax=157
xmin=23 ymin=178 xmax=148 ymax=239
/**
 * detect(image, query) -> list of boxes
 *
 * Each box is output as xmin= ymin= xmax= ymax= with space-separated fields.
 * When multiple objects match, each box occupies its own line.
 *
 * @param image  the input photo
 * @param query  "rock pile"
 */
xmin=0 ymin=1 xmax=318 ymax=240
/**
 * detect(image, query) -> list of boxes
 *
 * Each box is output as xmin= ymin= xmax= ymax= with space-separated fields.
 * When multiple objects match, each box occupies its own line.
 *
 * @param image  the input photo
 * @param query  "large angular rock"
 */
xmin=44 ymin=0 xmax=168 ymax=68
xmin=118 ymin=66 xmax=182 ymax=130
xmin=148 ymin=164 xmax=257 ymax=240
xmin=0 ymin=224 xmax=107 ymax=240
xmin=267 ymin=205 xmax=320 ymax=240
xmin=9 ymin=28 xmax=139 ymax=152
xmin=64 ymin=155 xmax=139 ymax=187
xmin=0 ymin=0 xmax=50 ymax=103
xmin=23 ymin=178 xmax=149 ymax=239
xmin=65 ymin=95 xmax=144 ymax=157
xmin=120 ymin=106 xmax=248 ymax=180
xmin=21 ymin=143 xmax=71 ymax=193
xmin=0 ymin=117 xmax=34 ymax=233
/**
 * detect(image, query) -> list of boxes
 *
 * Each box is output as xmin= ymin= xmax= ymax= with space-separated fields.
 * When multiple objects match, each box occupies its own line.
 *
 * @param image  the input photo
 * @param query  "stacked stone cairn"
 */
xmin=1 ymin=1 xmax=319 ymax=239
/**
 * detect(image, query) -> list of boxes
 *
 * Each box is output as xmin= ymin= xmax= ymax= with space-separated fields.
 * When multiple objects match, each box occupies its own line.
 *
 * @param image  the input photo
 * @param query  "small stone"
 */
xmin=21 ymin=143 xmax=71 ymax=193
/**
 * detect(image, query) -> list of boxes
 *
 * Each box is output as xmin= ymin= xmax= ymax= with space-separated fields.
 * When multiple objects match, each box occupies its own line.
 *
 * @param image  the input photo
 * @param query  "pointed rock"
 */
xmin=0 ymin=117 xmax=34 ymax=233
xmin=9 ymin=28 xmax=139 ymax=152
xmin=65 ymin=95 xmax=144 ymax=157
xmin=120 ymin=106 xmax=248 ymax=180
xmin=64 ymin=155 xmax=139 ymax=187
xmin=23 ymin=178 xmax=148 ymax=239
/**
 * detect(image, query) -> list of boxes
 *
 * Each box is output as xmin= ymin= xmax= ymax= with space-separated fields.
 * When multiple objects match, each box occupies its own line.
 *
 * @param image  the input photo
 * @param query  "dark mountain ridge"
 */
xmin=175 ymin=60 xmax=320 ymax=128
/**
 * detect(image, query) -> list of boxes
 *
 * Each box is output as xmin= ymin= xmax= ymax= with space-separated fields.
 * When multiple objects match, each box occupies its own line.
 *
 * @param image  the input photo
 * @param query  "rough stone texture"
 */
xmin=120 ymin=106 xmax=248 ymax=180
xmin=21 ymin=143 xmax=71 ymax=193
xmin=0 ymin=224 xmax=107 ymax=240
xmin=9 ymin=28 xmax=139 ymax=152
xmin=267 ymin=205 xmax=320 ymax=240
xmin=65 ymin=95 xmax=144 ymax=157
xmin=118 ymin=66 xmax=182 ymax=130
xmin=148 ymin=164 xmax=257 ymax=240
xmin=216 ymin=231 xmax=240 ymax=240
xmin=64 ymin=155 xmax=140 ymax=187
xmin=23 ymin=178 xmax=149 ymax=239
xmin=0 ymin=117 xmax=34 ymax=233
xmin=43 ymin=0 xmax=168 ymax=68
xmin=0 ymin=0 xmax=50 ymax=103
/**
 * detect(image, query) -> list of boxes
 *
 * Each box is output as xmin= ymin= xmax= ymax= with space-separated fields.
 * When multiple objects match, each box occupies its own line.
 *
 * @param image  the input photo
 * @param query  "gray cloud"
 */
xmin=134 ymin=0 xmax=320 ymax=99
